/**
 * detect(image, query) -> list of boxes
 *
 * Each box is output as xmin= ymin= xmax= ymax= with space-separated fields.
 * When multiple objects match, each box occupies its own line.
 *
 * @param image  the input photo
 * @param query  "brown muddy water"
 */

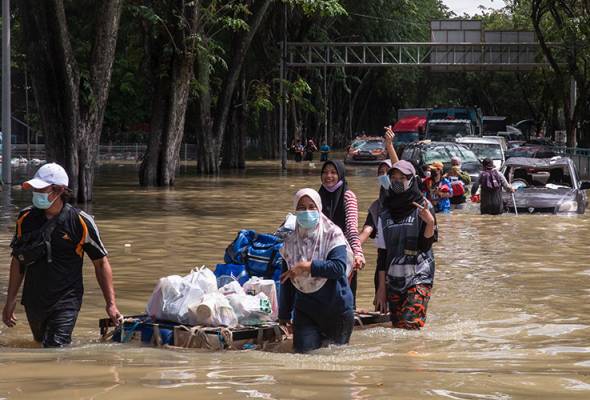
xmin=1 ymin=161 xmax=590 ymax=400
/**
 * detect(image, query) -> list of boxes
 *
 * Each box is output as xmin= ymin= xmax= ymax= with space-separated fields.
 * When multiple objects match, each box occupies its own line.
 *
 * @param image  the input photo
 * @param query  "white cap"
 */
xmin=23 ymin=163 xmax=69 ymax=190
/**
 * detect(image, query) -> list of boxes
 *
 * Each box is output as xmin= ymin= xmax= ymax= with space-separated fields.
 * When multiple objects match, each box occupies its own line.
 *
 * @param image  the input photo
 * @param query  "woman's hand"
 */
xmin=353 ymin=254 xmax=365 ymax=271
xmin=280 ymin=261 xmax=312 ymax=284
xmin=384 ymin=126 xmax=395 ymax=145
xmin=374 ymin=286 xmax=388 ymax=314
xmin=418 ymin=206 xmax=435 ymax=226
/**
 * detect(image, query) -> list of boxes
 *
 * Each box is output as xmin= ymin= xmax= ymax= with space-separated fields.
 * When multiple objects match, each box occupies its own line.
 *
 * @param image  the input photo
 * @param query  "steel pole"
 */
xmin=279 ymin=41 xmax=285 ymax=169
xmin=2 ymin=0 xmax=11 ymax=185
xmin=570 ymin=75 xmax=577 ymax=148
xmin=280 ymin=3 xmax=288 ymax=170
xmin=323 ymin=65 xmax=328 ymax=146
xmin=25 ymin=61 xmax=30 ymax=160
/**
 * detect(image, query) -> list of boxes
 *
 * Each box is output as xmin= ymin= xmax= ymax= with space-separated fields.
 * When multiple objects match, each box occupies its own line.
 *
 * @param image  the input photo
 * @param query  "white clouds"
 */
xmin=442 ymin=0 xmax=506 ymax=16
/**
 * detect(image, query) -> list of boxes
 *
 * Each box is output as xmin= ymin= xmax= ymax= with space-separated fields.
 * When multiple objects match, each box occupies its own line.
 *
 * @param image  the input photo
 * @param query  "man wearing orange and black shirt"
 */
xmin=2 ymin=163 xmax=121 ymax=347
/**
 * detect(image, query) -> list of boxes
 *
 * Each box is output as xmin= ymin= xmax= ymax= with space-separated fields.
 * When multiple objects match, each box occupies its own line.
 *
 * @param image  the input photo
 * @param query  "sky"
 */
xmin=442 ymin=0 xmax=506 ymax=16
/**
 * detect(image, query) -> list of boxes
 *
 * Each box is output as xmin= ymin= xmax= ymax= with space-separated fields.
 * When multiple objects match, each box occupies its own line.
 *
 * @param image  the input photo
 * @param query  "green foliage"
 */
xmin=250 ymin=81 xmax=274 ymax=113
xmin=286 ymin=0 xmax=347 ymax=17
xmin=22 ymin=0 xmax=588 ymax=149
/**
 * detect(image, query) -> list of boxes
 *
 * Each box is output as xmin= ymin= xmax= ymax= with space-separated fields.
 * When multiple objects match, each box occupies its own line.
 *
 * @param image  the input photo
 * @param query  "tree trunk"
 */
xmin=196 ymin=43 xmax=220 ymax=173
xmin=222 ymin=73 xmax=248 ymax=169
xmin=19 ymin=0 xmax=123 ymax=202
xmin=139 ymin=0 xmax=200 ymax=186
xmin=238 ymin=75 xmax=247 ymax=168
xmin=196 ymin=0 xmax=272 ymax=173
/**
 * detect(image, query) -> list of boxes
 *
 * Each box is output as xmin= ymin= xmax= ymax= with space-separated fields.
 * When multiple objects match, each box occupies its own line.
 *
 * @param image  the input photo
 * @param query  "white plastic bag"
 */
xmin=188 ymin=292 xmax=238 ymax=327
xmin=227 ymin=292 xmax=273 ymax=325
xmin=146 ymin=275 xmax=205 ymax=324
xmin=243 ymin=277 xmax=278 ymax=320
xmin=185 ymin=266 xmax=217 ymax=294
xmin=219 ymin=280 xmax=245 ymax=297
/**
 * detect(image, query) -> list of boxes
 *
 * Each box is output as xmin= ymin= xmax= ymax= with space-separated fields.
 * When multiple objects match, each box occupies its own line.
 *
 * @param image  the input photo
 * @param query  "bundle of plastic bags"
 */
xmin=243 ymin=277 xmax=278 ymax=320
xmin=146 ymin=266 xmax=223 ymax=325
xmin=146 ymin=267 xmax=279 ymax=328
xmin=218 ymin=277 xmax=277 ymax=325
xmin=187 ymin=292 xmax=238 ymax=327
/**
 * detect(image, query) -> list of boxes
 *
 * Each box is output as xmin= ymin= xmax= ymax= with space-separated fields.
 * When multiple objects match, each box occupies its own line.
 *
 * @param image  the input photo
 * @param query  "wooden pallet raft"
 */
xmin=99 ymin=312 xmax=390 ymax=351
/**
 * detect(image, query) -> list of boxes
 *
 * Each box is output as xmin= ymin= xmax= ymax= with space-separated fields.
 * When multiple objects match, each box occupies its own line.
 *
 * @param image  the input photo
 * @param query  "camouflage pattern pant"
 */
xmin=388 ymin=284 xmax=432 ymax=330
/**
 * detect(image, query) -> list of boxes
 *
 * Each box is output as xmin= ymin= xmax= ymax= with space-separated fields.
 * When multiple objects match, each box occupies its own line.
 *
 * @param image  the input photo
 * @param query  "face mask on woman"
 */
xmin=390 ymin=176 xmax=413 ymax=194
xmin=32 ymin=191 xmax=56 ymax=209
xmin=378 ymin=174 xmax=391 ymax=190
xmin=296 ymin=210 xmax=320 ymax=229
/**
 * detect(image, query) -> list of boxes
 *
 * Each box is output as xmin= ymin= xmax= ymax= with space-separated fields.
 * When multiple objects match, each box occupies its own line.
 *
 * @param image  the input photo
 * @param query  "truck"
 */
xmin=427 ymin=106 xmax=483 ymax=135
xmin=392 ymin=116 xmax=426 ymax=147
xmin=425 ymin=119 xmax=474 ymax=142
xmin=397 ymin=108 xmax=430 ymax=120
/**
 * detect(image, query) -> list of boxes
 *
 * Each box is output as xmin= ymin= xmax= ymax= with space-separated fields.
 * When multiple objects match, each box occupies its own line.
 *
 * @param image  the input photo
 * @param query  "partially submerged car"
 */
xmin=502 ymin=157 xmax=590 ymax=214
xmin=456 ymin=136 xmax=506 ymax=169
xmin=505 ymin=145 xmax=558 ymax=160
xmin=401 ymin=141 xmax=481 ymax=182
xmin=344 ymin=137 xmax=387 ymax=164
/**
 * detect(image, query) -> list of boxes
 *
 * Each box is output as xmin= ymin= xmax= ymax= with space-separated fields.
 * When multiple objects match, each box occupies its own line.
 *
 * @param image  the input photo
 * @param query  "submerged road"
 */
xmin=1 ymin=162 xmax=589 ymax=399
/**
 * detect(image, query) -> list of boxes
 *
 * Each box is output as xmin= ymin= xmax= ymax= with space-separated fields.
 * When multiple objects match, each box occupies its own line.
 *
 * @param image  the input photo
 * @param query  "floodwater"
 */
xmin=1 ymin=161 xmax=590 ymax=400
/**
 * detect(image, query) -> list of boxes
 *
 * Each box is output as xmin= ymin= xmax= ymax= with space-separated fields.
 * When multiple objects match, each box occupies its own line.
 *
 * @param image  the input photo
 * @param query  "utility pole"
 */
xmin=323 ymin=65 xmax=328 ymax=146
xmin=25 ymin=62 xmax=30 ymax=160
xmin=280 ymin=3 xmax=288 ymax=170
xmin=2 ymin=0 xmax=11 ymax=185
xmin=569 ymin=76 xmax=577 ymax=149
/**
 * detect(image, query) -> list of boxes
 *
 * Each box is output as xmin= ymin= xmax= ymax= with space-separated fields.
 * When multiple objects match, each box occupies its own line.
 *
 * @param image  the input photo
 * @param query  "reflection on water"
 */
xmin=1 ymin=162 xmax=590 ymax=399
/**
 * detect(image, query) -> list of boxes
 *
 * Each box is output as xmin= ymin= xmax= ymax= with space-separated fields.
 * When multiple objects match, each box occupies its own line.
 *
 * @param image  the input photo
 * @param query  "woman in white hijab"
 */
xmin=278 ymin=188 xmax=355 ymax=353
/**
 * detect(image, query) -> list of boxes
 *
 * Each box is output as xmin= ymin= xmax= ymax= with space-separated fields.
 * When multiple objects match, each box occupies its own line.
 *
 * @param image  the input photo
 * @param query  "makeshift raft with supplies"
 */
xmin=99 ymin=312 xmax=390 ymax=352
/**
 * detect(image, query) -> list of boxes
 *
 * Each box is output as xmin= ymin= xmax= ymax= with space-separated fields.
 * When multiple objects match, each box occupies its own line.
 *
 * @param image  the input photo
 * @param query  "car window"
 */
xmin=351 ymin=140 xmax=366 ymax=149
xmin=510 ymin=166 xmax=572 ymax=188
xmin=423 ymin=145 xmax=452 ymax=164
xmin=359 ymin=141 xmax=384 ymax=151
xmin=463 ymin=143 xmax=503 ymax=160
xmin=537 ymin=151 xmax=556 ymax=158
xmin=447 ymin=145 xmax=479 ymax=162
xmin=427 ymin=122 xmax=470 ymax=141
xmin=401 ymin=147 xmax=415 ymax=161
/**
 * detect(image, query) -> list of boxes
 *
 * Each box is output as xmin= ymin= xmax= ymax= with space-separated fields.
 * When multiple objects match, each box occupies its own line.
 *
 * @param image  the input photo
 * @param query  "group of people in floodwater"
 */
xmin=278 ymin=128 xmax=514 ymax=352
xmin=2 ymin=128 xmax=511 ymax=353
xmin=279 ymin=128 xmax=437 ymax=352
xmin=290 ymin=138 xmax=331 ymax=162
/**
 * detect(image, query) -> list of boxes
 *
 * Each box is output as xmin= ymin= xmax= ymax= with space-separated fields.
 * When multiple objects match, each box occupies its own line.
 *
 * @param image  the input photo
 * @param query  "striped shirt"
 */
xmin=343 ymin=190 xmax=364 ymax=259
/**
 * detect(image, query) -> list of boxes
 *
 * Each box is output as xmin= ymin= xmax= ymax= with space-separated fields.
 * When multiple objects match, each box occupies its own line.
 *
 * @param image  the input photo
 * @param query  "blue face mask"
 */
xmin=32 ymin=191 xmax=56 ymax=209
xmin=296 ymin=210 xmax=320 ymax=229
xmin=378 ymin=174 xmax=391 ymax=190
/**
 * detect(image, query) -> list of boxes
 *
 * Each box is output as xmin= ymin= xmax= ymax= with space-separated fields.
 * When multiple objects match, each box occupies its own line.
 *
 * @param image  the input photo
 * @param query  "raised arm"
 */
xmin=384 ymin=126 xmax=399 ymax=164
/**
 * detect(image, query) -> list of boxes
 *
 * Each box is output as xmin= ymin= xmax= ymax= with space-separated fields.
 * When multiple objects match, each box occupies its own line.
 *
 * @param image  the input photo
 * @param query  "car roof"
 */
xmin=406 ymin=141 xmax=460 ymax=148
xmin=508 ymin=145 xmax=548 ymax=151
xmin=456 ymin=136 xmax=501 ymax=145
xmin=504 ymin=156 xmax=573 ymax=168
xmin=428 ymin=119 xmax=471 ymax=124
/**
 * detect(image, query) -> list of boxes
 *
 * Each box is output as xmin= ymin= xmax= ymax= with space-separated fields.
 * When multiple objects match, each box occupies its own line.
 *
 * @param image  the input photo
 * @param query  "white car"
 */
xmin=456 ymin=136 xmax=506 ymax=168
